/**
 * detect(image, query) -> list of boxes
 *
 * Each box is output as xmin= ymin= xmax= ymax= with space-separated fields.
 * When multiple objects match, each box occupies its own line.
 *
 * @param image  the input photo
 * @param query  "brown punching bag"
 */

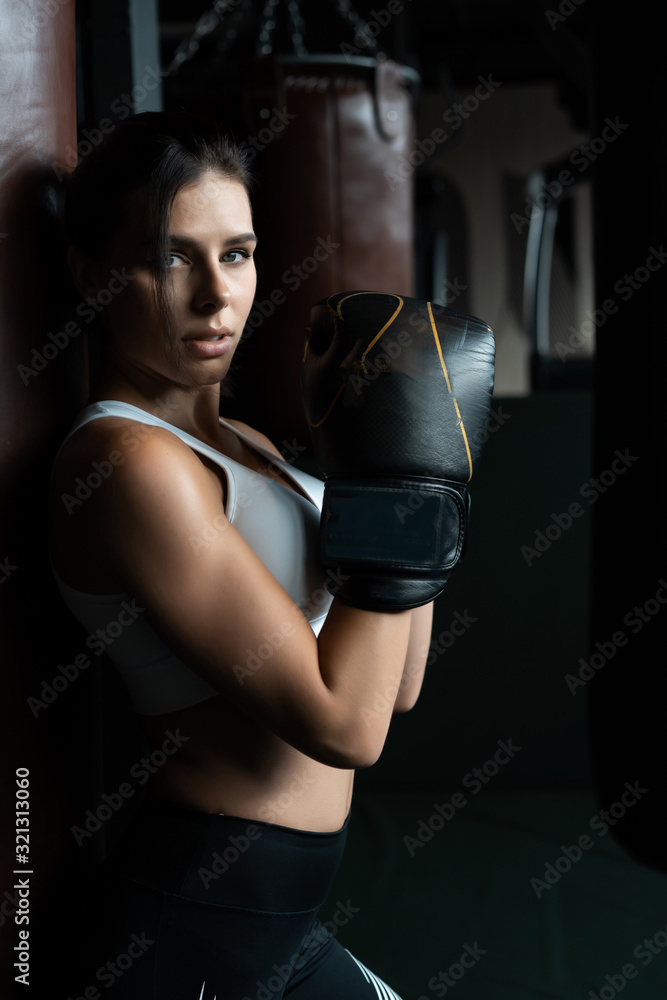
xmin=0 ymin=0 xmax=82 ymax=991
xmin=236 ymin=37 xmax=419 ymax=447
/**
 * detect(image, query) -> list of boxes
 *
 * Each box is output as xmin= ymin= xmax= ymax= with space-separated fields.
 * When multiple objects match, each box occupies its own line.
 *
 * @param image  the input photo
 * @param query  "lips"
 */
xmin=184 ymin=326 xmax=232 ymax=341
xmin=182 ymin=328 xmax=233 ymax=358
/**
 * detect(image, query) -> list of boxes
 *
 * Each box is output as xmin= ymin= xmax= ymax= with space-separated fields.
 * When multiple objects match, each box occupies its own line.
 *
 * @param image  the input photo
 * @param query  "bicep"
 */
xmin=97 ymin=435 xmax=332 ymax=753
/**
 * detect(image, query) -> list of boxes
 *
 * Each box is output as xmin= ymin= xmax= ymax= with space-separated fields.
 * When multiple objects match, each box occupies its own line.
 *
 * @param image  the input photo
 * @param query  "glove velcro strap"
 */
xmin=320 ymin=477 xmax=468 ymax=571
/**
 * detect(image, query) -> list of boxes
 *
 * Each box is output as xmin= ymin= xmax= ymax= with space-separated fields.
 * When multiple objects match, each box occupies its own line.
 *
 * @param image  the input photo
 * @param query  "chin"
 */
xmin=199 ymin=360 xmax=235 ymax=387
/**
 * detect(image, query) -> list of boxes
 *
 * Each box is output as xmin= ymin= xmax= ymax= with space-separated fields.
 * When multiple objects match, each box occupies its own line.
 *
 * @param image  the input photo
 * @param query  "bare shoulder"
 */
xmin=50 ymin=415 xmax=225 ymax=591
xmin=222 ymin=417 xmax=284 ymax=460
xmin=55 ymin=414 xmax=203 ymax=470
xmin=53 ymin=415 xmax=220 ymax=511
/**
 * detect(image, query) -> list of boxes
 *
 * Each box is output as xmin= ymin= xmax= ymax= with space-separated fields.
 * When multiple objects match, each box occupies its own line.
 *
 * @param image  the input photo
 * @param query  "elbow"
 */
xmin=392 ymin=689 xmax=421 ymax=714
xmin=341 ymin=741 xmax=384 ymax=770
xmin=289 ymin=690 xmax=395 ymax=769
xmin=313 ymin=719 xmax=388 ymax=771
xmin=279 ymin=706 xmax=387 ymax=770
xmin=391 ymin=661 xmax=426 ymax=714
xmin=353 ymin=746 xmax=385 ymax=770
xmin=322 ymin=744 xmax=382 ymax=771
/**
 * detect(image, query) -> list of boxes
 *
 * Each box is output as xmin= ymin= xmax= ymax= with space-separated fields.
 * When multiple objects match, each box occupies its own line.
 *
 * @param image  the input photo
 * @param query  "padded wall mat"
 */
xmin=320 ymin=787 xmax=667 ymax=998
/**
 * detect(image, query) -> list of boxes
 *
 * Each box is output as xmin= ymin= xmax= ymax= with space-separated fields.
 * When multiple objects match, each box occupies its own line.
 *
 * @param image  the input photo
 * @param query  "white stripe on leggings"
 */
xmin=344 ymin=950 xmax=403 ymax=1000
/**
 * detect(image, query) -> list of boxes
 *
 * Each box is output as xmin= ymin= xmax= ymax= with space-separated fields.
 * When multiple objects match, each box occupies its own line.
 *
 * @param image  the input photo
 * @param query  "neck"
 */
xmin=88 ymin=365 xmax=225 ymax=440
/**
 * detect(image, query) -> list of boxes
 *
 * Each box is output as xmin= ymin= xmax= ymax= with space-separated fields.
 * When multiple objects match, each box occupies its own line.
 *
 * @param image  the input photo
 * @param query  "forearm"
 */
xmin=316 ymin=597 xmax=413 ymax=766
xmin=393 ymin=601 xmax=433 ymax=713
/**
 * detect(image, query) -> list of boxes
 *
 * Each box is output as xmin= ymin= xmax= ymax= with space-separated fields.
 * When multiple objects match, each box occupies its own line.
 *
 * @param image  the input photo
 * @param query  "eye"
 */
xmin=167 ymin=252 xmax=187 ymax=268
xmin=222 ymin=249 xmax=251 ymax=264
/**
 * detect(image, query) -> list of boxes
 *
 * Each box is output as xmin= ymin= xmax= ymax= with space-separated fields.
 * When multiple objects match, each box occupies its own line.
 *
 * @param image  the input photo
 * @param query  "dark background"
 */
xmin=1 ymin=1 xmax=665 ymax=997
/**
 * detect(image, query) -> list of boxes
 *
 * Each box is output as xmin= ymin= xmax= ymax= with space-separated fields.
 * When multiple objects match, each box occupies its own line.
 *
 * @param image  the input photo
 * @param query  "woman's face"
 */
xmin=82 ymin=171 xmax=257 ymax=388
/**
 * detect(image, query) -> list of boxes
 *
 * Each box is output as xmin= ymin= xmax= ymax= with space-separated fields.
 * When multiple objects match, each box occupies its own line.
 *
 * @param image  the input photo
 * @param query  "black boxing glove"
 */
xmin=301 ymin=290 xmax=495 ymax=611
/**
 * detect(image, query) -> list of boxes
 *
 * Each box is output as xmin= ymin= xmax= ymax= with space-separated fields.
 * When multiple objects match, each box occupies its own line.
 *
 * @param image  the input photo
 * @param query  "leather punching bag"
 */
xmin=235 ymin=50 xmax=419 ymax=446
xmin=0 ymin=0 xmax=81 ymax=988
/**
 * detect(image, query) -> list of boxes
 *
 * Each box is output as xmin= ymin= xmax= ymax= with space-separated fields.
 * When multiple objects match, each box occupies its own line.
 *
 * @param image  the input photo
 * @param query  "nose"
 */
xmin=193 ymin=260 xmax=231 ymax=313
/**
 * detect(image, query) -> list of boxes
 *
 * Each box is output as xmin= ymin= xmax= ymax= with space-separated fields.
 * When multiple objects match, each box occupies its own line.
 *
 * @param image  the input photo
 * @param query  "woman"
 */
xmin=49 ymin=111 xmax=432 ymax=998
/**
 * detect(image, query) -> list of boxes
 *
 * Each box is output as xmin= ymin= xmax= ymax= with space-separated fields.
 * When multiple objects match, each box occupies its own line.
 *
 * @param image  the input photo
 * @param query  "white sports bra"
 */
xmin=51 ymin=400 xmax=333 ymax=715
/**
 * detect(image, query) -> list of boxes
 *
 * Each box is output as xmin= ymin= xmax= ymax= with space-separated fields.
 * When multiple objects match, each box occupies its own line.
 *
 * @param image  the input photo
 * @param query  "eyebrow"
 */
xmin=171 ymin=232 xmax=257 ymax=247
xmin=139 ymin=232 xmax=258 ymax=248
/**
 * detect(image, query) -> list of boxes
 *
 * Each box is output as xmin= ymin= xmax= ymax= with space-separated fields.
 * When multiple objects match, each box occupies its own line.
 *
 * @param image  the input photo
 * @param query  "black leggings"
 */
xmin=71 ymin=799 xmax=403 ymax=999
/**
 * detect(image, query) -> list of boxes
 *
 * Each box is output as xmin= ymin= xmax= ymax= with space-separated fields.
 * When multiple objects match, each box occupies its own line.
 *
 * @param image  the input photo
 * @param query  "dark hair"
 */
xmin=65 ymin=111 xmax=255 ymax=386
xmin=65 ymin=110 xmax=253 ymax=259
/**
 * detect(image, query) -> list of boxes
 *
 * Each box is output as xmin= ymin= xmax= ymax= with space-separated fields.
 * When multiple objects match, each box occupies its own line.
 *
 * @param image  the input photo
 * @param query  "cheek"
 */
xmin=241 ymin=267 xmax=258 ymax=308
xmin=99 ymin=277 xmax=159 ymax=334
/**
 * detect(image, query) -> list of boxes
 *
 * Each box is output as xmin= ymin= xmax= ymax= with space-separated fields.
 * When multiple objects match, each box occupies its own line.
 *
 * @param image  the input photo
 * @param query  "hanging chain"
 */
xmin=256 ymin=0 xmax=282 ymax=56
xmin=163 ymin=0 xmax=250 ymax=77
xmin=329 ymin=0 xmax=378 ymax=53
xmin=256 ymin=0 xmax=308 ymax=56
xmin=286 ymin=0 xmax=308 ymax=56
xmin=163 ymin=0 xmax=376 ymax=76
xmin=212 ymin=0 xmax=254 ymax=63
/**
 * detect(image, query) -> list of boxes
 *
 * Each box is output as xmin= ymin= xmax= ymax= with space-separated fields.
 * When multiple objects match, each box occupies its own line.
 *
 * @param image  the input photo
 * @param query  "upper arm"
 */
xmin=91 ymin=428 xmax=338 ymax=760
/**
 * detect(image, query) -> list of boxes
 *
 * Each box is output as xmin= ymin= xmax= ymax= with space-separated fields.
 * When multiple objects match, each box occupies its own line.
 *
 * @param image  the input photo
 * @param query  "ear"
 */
xmin=67 ymin=245 xmax=105 ymax=301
